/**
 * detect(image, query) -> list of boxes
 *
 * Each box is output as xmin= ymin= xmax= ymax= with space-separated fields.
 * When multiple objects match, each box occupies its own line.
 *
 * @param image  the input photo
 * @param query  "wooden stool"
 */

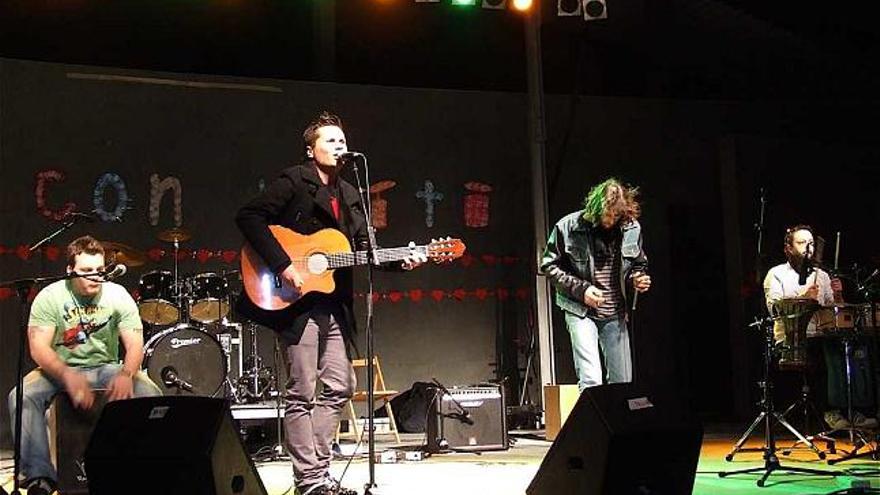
xmin=48 ymin=390 xmax=108 ymax=495
xmin=336 ymin=357 xmax=401 ymax=443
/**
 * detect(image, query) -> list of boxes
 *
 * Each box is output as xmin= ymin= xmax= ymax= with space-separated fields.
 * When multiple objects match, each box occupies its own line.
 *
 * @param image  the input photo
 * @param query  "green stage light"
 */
xmin=451 ymin=0 xmax=477 ymax=6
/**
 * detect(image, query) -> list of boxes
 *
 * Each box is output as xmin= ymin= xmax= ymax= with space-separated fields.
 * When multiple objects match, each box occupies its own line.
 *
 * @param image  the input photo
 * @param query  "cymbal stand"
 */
xmin=719 ymin=316 xmax=836 ymax=487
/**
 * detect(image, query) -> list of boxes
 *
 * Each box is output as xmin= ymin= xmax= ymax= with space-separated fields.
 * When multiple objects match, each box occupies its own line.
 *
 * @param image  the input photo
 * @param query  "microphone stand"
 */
xmin=349 ymin=154 xmax=380 ymax=494
xmin=0 ymin=215 xmax=90 ymax=494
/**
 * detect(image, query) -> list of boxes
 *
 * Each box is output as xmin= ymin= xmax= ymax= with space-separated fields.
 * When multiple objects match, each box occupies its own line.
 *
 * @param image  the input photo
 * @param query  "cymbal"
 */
xmin=101 ymin=241 xmax=147 ymax=267
xmin=157 ymin=227 xmax=192 ymax=243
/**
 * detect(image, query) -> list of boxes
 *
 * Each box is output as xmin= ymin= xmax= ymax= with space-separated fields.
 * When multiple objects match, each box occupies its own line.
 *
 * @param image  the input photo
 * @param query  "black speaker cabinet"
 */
xmin=527 ymin=383 xmax=703 ymax=495
xmin=84 ymin=396 xmax=267 ymax=495
xmin=426 ymin=385 xmax=508 ymax=453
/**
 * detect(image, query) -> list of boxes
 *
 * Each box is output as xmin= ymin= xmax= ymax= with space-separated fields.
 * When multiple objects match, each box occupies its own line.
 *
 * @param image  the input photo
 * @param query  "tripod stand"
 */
xmin=826 ymin=328 xmax=879 ymax=464
xmin=720 ymin=316 xmax=837 ymax=487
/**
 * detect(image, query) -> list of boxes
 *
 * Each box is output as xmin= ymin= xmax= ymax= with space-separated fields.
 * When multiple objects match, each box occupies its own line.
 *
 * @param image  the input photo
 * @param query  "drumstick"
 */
xmin=834 ymin=232 xmax=840 ymax=271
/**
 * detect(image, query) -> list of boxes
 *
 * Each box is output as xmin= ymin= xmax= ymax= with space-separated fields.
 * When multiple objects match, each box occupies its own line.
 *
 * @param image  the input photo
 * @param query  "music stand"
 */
xmin=719 ymin=315 xmax=837 ymax=487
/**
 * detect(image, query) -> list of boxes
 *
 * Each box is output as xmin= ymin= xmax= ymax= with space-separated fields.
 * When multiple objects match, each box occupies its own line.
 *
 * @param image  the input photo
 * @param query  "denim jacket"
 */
xmin=540 ymin=210 xmax=648 ymax=318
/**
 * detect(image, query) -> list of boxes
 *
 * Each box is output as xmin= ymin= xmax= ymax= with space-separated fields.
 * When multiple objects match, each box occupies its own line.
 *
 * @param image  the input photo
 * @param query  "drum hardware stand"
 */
xmin=780 ymin=370 xmax=836 ymax=456
xmin=826 ymin=323 xmax=879 ymax=464
xmin=719 ymin=316 xmax=836 ymax=487
xmin=237 ymin=323 xmax=274 ymax=403
xmin=251 ymin=336 xmax=289 ymax=463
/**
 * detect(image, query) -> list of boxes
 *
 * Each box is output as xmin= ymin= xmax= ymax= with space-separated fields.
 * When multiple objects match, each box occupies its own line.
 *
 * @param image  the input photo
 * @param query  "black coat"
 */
xmin=235 ymin=162 xmax=370 ymax=344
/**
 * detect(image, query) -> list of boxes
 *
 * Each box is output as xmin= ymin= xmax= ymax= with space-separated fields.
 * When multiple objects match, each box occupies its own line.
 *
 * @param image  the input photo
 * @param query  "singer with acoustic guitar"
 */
xmin=236 ymin=111 xmax=463 ymax=495
xmin=6 ymin=235 xmax=161 ymax=495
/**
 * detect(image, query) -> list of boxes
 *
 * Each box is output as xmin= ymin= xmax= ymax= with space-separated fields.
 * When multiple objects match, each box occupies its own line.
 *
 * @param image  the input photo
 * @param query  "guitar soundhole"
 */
xmin=307 ymin=253 xmax=329 ymax=275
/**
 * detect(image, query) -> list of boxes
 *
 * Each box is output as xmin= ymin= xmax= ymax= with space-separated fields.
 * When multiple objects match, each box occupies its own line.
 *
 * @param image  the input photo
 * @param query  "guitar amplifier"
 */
xmin=426 ymin=385 xmax=508 ymax=453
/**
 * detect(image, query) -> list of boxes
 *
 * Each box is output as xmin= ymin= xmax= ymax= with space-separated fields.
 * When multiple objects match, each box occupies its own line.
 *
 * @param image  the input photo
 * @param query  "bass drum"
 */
xmin=143 ymin=325 xmax=227 ymax=397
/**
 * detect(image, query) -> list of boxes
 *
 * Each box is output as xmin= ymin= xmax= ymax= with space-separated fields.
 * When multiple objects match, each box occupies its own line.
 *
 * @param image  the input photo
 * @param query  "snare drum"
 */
xmin=143 ymin=324 xmax=227 ymax=397
xmin=188 ymin=272 xmax=230 ymax=323
xmin=137 ymin=270 xmax=179 ymax=325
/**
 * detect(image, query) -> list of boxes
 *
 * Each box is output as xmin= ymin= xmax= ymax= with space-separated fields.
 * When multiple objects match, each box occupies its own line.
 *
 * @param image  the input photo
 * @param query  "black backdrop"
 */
xmin=2 ymin=59 xmax=879 ymax=448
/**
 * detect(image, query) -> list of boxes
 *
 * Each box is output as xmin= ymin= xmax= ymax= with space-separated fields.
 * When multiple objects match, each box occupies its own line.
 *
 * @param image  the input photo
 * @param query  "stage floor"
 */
xmin=2 ymin=427 xmax=878 ymax=494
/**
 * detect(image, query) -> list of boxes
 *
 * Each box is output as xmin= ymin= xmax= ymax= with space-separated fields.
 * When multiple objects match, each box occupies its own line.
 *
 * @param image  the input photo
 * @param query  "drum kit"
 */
xmin=104 ymin=228 xmax=279 ymax=404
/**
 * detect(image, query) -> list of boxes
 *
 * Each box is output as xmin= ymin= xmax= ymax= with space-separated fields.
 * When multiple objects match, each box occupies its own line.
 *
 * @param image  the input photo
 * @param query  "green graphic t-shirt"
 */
xmin=28 ymin=279 xmax=143 ymax=367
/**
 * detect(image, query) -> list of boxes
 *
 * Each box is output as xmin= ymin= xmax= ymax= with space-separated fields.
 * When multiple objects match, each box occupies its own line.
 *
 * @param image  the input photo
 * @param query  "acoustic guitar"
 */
xmin=241 ymin=226 xmax=466 ymax=311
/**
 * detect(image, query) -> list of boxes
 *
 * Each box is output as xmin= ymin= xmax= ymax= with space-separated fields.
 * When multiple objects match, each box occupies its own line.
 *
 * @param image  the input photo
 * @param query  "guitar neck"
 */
xmin=326 ymin=245 xmax=428 ymax=269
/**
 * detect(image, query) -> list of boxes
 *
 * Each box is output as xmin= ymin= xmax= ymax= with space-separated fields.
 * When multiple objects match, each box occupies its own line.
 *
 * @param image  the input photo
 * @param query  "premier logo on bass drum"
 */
xmin=170 ymin=337 xmax=201 ymax=349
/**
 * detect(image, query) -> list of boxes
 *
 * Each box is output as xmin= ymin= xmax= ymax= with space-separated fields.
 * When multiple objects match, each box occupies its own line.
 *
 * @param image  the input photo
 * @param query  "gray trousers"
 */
xmin=283 ymin=310 xmax=355 ymax=488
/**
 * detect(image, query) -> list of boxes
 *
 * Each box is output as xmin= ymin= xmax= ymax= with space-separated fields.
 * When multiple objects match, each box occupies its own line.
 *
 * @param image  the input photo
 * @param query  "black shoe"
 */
xmin=25 ymin=477 xmax=57 ymax=495
xmin=324 ymin=476 xmax=358 ymax=495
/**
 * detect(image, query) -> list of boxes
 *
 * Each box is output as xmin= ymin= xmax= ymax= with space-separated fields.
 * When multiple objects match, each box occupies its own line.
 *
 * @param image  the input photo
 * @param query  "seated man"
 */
xmin=764 ymin=225 xmax=877 ymax=431
xmin=7 ymin=236 xmax=161 ymax=495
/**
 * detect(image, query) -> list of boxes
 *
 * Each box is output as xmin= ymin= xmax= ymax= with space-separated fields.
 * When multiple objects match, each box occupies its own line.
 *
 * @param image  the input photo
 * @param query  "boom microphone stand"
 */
xmin=1 ymin=214 xmax=90 ymax=494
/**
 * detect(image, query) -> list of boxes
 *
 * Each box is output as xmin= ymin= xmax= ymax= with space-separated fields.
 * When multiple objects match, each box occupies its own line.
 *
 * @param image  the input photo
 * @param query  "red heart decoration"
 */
xmin=409 ymin=289 xmax=424 ymax=302
xmin=16 ymin=245 xmax=31 ymax=261
xmin=147 ymin=248 xmax=164 ymax=261
xmin=497 ymin=288 xmax=510 ymax=301
xmin=475 ymin=288 xmax=489 ymax=300
xmin=452 ymin=288 xmax=467 ymax=301
xmin=515 ymin=288 xmax=529 ymax=300
xmin=502 ymin=256 xmax=518 ymax=265
xmin=221 ymin=250 xmax=237 ymax=263
xmin=388 ymin=291 xmax=403 ymax=303
xmin=372 ymin=292 xmax=382 ymax=303
xmin=460 ymin=254 xmax=475 ymax=268
xmin=430 ymin=290 xmax=445 ymax=302
xmin=196 ymin=249 xmax=212 ymax=264
xmin=45 ymin=245 xmax=61 ymax=262
xmin=481 ymin=255 xmax=497 ymax=266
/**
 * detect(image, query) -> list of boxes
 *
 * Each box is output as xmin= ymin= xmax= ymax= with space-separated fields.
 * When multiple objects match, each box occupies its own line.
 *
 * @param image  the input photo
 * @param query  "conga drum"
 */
xmin=773 ymin=297 xmax=820 ymax=369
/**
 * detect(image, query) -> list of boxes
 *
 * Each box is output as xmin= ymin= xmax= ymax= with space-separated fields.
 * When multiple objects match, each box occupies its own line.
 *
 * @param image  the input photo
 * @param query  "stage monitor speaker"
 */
xmin=84 ymin=396 xmax=267 ymax=495
xmin=527 ymin=382 xmax=702 ymax=495
xmin=426 ymin=385 xmax=508 ymax=453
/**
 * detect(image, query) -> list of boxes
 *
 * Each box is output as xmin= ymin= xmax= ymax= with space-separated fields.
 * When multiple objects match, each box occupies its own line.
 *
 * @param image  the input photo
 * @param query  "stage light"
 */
xmin=451 ymin=0 xmax=477 ymax=6
xmin=583 ymin=0 xmax=607 ymax=20
xmin=511 ymin=0 xmax=532 ymax=11
xmin=557 ymin=0 xmax=581 ymax=16
xmin=482 ymin=0 xmax=507 ymax=9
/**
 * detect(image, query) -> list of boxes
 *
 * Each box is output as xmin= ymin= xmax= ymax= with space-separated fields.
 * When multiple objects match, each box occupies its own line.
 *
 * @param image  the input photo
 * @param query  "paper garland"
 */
xmin=35 ymin=170 xmax=77 ymax=221
xmin=149 ymin=174 xmax=183 ymax=227
xmin=93 ymin=173 xmax=130 ymax=221
xmin=415 ymin=180 xmax=443 ymax=228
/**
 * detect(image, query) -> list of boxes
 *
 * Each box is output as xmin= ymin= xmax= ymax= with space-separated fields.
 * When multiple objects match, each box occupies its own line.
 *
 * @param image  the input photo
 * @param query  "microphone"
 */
xmin=161 ymin=366 xmax=194 ymax=392
xmin=631 ymin=270 xmax=648 ymax=312
xmin=445 ymin=411 xmax=474 ymax=425
xmin=337 ymin=151 xmax=364 ymax=163
xmin=101 ymin=264 xmax=127 ymax=281
xmin=798 ymin=244 xmax=813 ymax=286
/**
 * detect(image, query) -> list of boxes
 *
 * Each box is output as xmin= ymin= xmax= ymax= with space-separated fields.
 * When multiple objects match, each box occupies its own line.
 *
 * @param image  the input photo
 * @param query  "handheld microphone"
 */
xmin=101 ymin=264 xmax=127 ymax=281
xmin=798 ymin=244 xmax=813 ymax=286
xmin=161 ymin=366 xmax=194 ymax=392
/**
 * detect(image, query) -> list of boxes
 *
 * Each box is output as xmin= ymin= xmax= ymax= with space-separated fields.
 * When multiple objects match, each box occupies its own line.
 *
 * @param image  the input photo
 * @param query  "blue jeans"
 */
xmin=7 ymin=364 xmax=161 ymax=482
xmin=564 ymin=313 xmax=632 ymax=392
